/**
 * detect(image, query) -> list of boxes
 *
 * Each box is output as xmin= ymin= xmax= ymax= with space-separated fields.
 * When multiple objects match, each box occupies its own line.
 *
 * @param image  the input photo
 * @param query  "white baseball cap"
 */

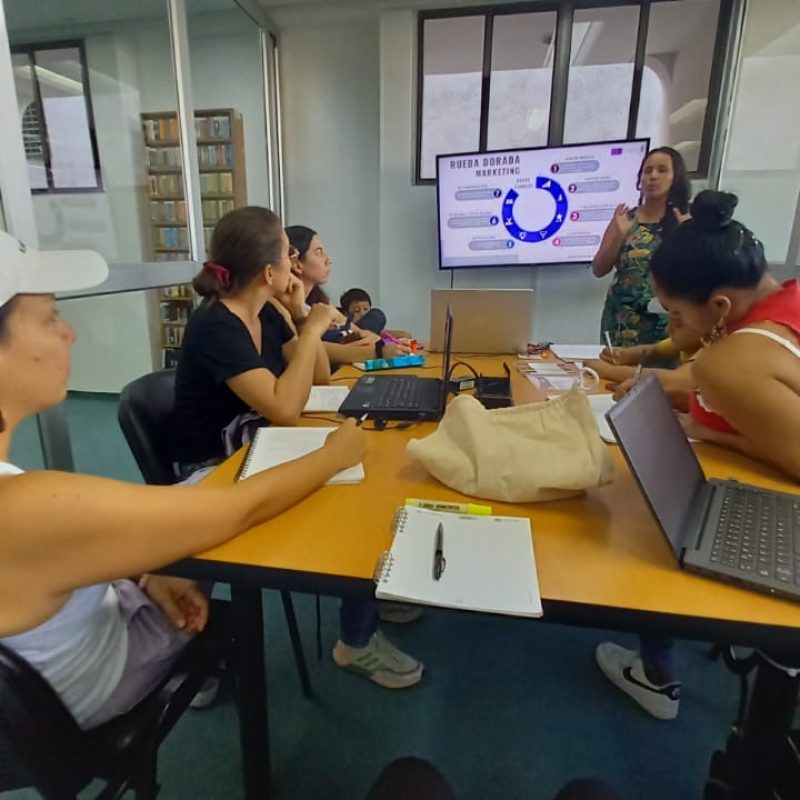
xmin=0 ymin=230 xmax=108 ymax=308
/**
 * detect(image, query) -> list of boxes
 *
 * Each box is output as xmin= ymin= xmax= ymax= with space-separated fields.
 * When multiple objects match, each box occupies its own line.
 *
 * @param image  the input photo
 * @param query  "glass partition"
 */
xmin=6 ymin=1 xmax=187 ymax=386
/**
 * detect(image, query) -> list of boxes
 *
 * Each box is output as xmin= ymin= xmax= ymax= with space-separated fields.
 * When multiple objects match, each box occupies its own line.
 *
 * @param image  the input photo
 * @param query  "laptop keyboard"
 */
xmin=711 ymin=485 xmax=800 ymax=584
xmin=373 ymin=378 xmax=425 ymax=410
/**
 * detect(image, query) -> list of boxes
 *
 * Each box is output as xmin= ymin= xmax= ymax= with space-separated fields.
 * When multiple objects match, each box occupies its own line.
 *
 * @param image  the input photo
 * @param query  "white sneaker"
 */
xmin=595 ymin=642 xmax=680 ymax=720
xmin=332 ymin=631 xmax=424 ymax=689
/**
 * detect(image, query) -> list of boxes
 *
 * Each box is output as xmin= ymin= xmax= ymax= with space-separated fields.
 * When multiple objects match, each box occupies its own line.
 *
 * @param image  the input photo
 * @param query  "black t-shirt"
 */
xmin=173 ymin=300 xmax=294 ymax=463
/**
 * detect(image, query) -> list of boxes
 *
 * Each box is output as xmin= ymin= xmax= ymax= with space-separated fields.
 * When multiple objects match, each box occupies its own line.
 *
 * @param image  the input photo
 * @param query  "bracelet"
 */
xmin=375 ymin=339 xmax=385 ymax=359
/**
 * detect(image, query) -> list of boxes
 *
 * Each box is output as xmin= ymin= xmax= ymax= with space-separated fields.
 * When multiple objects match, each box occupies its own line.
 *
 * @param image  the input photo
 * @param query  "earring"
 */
xmin=702 ymin=317 xmax=728 ymax=347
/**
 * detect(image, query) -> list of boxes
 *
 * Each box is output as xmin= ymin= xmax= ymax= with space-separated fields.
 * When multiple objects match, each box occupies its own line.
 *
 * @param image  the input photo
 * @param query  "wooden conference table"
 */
xmin=166 ymin=354 xmax=800 ymax=800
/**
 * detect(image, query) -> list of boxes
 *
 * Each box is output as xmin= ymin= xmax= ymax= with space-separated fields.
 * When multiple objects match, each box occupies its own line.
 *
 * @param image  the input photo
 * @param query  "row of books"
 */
xmin=155 ymin=226 xmax=215 ymax=249
xmin=194 ymin=115 xmax=232 ymax=141
xmin=202 ymin=198 xmax=235 ymax=222
xmin=146 ymin=143 xmax=235 ymax=169
xmin=150 ymin=198 xmax=235 ymax=224
xmin=163 ymin=348 xmax=181 ymax=369
xmin=200 ymin=172 xmax=234 ymax=194
xmin=156 ymin=227 xmax=190 ymax=249
xmin=149 ymin=172 xmax=233 ymax=197
xmin=163 ymin=324 xmax=186 ymax=347
xmin=160 ymin=302 xmax=191 ymax=323
xmin=143 ymin=114 xmax=232 ymax=144
xmin=151 ymin=200 xmax=186 ymax=224
xmin=198 ymin=144 xmax=234 ymax=168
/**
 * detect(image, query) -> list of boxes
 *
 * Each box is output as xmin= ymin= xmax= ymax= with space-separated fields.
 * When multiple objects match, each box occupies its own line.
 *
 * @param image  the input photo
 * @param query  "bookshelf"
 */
xmin=141 ymin=108 xmax=248 ymax=368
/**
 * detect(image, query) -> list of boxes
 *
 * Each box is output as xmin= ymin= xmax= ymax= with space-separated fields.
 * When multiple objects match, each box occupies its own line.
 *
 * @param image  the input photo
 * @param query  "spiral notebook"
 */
xmin=375 ymin=506 xmax=542 ymax=618
xmin=238 ymin=427 xmax=364 ymax=485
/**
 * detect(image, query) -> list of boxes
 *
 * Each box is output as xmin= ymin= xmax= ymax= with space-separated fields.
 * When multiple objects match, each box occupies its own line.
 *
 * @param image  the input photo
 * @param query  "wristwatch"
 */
xmin=375 ymin=339 xmax=385 ymax=359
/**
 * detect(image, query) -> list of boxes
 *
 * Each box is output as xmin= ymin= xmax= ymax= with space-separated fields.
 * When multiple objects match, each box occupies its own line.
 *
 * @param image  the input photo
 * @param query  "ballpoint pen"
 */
xmin=432 ymin=522 xmax=446 ymax=580
xmin=603 ymin=330 xmax=617 ymax=365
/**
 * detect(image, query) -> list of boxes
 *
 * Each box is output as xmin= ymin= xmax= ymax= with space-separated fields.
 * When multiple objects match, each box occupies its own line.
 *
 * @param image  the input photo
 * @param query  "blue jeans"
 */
xmin=340 ymin=598 xmax=380 ymax=647
xmin=639 ymin=635 xmax=675 ymax=683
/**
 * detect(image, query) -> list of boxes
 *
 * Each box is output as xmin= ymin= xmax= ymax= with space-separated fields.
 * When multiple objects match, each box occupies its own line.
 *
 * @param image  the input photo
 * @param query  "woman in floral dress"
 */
xmin=593 ymin=147 xmax=691 ymax=347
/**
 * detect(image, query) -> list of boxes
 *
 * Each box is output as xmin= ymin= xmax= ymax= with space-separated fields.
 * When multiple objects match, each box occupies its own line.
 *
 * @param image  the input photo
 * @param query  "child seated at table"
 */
xmin=339 ymin=287 xmax=412 ymax=340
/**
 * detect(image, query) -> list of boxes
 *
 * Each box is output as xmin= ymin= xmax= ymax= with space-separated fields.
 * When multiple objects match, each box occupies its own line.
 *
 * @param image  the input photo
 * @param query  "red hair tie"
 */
xmin=203 ymin=261 xmax=230 ymax=288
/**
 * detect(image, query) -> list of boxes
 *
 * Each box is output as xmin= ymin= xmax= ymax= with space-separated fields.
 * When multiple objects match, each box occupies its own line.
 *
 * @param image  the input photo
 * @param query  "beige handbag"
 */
xmin=406 ymin=387 xmax=614 ymax=503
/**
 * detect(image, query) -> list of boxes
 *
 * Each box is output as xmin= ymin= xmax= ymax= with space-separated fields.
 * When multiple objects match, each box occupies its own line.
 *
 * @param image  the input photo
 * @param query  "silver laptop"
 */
xmin=429 ymin=289 xmax=533 ymax=353
xmin=607 ymin=375 xmax=800 ymax=601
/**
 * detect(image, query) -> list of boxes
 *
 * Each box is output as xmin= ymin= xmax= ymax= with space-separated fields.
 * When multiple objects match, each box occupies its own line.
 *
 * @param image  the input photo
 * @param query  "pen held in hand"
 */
xmin=632 ymin=364 xmax=643 ymax=386
xmin=433 ymin=522 xmax=446 ymax=581
xmin=603 ymin=331 xmax=617 ymax=365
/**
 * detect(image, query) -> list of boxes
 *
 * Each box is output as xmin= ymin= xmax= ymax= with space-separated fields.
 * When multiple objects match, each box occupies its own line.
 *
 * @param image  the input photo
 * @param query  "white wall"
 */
xmin=280 ymin=16 xmax=381 ymax=302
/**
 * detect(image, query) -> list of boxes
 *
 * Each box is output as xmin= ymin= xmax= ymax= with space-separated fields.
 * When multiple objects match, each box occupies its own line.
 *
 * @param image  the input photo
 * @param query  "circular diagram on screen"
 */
xmin=502 ymin=177 xmax=568 ymax=243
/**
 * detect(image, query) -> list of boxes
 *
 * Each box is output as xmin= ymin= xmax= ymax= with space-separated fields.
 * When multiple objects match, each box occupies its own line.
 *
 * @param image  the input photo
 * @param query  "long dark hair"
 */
xmin=286 ymin=224 xmax=330 ymax=305
xmin=193 ymin=206 xmax=284 ymax=300
xmin=638 ymin=146 xmax=691 ymax=237
xmin=651 ymin=190 xmax=766 ymax=304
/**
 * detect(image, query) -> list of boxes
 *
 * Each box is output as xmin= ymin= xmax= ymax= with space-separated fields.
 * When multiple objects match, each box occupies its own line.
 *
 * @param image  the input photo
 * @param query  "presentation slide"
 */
xmin=436 ymin=139 xmax=649 ymax=269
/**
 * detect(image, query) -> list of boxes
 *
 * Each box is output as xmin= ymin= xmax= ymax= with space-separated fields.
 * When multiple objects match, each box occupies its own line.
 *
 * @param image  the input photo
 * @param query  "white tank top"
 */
xmin=0 ymin=461 xmax=129 ymax=727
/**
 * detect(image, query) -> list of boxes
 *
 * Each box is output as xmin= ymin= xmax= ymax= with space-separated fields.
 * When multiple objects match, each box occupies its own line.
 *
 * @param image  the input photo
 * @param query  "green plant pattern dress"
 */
xmin=599 ymin=220 xmax=668 ymax=347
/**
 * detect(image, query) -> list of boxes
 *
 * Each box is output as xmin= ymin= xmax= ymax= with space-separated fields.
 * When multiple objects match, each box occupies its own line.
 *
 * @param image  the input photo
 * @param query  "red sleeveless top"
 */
xmin=689 ymin=280 xmax=800 ymax=433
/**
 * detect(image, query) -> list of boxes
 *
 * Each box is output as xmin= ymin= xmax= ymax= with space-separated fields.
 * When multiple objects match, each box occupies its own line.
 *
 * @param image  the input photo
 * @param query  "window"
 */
xmin=11 ymin=42 xmax=101 ymax=193
xmin=419 ymin=16 xmax=486 ymax=179
xmin=416 ymin=0 xmax=734 ymax=182
xmin=637 ymin=0 xmax=723 ymax=172
xmin=487 ymin=12 xmax=557 ymax=151
xmin=563 ymin=6 xmax=640 ymax=145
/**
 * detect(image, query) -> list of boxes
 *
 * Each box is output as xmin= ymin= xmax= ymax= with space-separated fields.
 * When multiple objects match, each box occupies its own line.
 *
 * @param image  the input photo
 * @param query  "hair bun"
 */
xmin=690 ymin=190 xmax=738 ymax=232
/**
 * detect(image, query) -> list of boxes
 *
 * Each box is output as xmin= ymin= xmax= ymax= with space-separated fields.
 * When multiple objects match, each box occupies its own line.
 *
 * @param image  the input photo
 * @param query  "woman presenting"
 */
xmin=593 ymin=147 xmax=691 ymax=347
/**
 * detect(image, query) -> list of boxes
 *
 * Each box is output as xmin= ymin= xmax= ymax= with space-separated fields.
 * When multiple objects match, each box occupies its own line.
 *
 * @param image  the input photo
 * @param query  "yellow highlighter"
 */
xmin=405 ymin=498 xmax=492 ymax=516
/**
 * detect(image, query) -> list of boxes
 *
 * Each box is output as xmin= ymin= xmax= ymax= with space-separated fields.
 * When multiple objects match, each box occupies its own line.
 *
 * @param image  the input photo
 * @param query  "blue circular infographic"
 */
xmin=502 ymin=177 xmax=568 ymax=243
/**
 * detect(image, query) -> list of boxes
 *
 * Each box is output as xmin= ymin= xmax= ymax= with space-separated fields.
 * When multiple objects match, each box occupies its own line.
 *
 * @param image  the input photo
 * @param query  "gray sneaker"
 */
xmin=332 ymin=631 xmax=424 ymax=689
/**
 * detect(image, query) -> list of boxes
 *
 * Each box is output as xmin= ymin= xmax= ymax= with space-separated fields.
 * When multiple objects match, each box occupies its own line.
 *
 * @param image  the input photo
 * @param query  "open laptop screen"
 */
xmin=439 ymin=308 xmax=453 ymax=413
xmin=606 ymin=375 xmax=707 ymax=557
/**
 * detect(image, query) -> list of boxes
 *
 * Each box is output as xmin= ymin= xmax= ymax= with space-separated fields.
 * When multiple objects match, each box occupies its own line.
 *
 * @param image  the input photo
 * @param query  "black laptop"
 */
xmin=606 ymin=375 xmax=800 ymax=601
xmin=338 ymin=309 xmax=453 ymax=422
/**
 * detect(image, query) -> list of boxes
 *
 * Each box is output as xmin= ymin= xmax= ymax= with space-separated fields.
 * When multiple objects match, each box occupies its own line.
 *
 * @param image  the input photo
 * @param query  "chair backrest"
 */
xmin=118 ymin=369 xmax=178 ymax=486
xmin=0 ymin=643 xmax=91 ymax=797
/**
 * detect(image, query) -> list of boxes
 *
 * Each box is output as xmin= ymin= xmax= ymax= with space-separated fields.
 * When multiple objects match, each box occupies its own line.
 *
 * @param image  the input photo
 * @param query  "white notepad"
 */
xmin=238 ymin=426 xmax=364 ymax=485
xmin=551 ymin=344 xmax=604 ymax=361
xmin=303 ymin=386 xmax=350 ymax=413
xmin=375 ymin=506 xmax=542 ymax=618
xmin=588 ymin=393 xmax=616 ymax=443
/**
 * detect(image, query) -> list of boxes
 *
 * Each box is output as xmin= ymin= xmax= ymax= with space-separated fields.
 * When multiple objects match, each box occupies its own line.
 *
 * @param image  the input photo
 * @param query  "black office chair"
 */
xmin=0 ymin=619 xmax=222 ymax=800
xmin=118 ymin=369 xmax=312 ymax=698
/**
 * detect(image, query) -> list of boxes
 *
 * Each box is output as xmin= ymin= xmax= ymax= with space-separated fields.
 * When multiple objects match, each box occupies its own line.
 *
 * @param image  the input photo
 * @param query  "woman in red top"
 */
xmin=649 ymin=190 xmax=800 ymax=481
